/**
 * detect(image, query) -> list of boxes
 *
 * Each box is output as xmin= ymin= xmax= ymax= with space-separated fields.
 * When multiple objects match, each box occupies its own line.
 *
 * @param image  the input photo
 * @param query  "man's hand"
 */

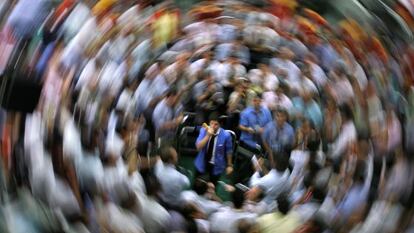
xmin=247 ymin=127 xmax=255 ymax=134
xmin=207 ymin=127 xmax=215 ymax=136
xmin=226 ymin=165 xmax=233 ymax=175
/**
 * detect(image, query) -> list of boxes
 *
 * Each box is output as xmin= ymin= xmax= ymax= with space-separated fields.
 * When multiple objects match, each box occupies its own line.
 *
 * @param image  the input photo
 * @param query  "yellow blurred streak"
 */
xmin=92 ymin=0 xmax=117 ymax=16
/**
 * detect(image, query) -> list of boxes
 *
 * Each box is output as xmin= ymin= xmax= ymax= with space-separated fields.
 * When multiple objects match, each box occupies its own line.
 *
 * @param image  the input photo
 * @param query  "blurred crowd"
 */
xmin=0 ymin=0 xmax=414 ymax=232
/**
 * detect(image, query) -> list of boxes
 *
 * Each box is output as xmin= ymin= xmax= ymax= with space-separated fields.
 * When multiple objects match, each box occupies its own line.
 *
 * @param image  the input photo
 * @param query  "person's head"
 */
xmin=193 ymin=178 xmax=209 ymax=195
xmin=237 ymin=219 xmax=259 ymax=233
xmin=275 ymin=108 xmax=289 ymax=128
xmin=257 ymin=63 xmax=269 ymax=73
xmin=232 ymin=187 xmax=246 ymax=209
xmin=276 ymin=193 xmax=291 ymax=215
xmin=252 ymin=92 xmax=262 ymax=110
xmin=166 ymin=88 xmax=179 ymax=106
xmin=202 ymin=50 xmax=212 ymax=60
xmin=208 ymin=111 xmax=221 ymax=133
xmin=273 ymin=149 xmax=289 ymax=172
xmin=160 ymin=146 xmax=178 ymax=165
xmin=279 ymin=47 xmax=294 ymax=60
xmin=340 ymin=104 xmax=353 ymax=122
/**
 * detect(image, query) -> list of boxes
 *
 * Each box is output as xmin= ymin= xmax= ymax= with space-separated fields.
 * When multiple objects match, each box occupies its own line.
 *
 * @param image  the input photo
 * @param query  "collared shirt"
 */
xmin=154 ymin=159 xmax=190 ymax=206
xmin=129 ymin=39 xmax=151 ymax=82
xmin=249 ymin=169 xmax=290 ymax=204
xmin=152 ymin=99 xmax=182 ymax=139
xmin=134 ymin=75 xmax=169 ymax=114
xmin=208 ymin=61 xmax=232 ymax=87
xmin=263 ymin=121 xmax=295 ymax=153
xmin=209 ymin=207 xmax=257 ymax=233
xmin=180 ymin=190 xmax=222 ymax=216
xmin=195 ymin=127 xmax=233 ymax=175
xmin=263 ymin=92 xmax=293 ymax=112
xmin=239 ymin=106 xmax=272 ymax=148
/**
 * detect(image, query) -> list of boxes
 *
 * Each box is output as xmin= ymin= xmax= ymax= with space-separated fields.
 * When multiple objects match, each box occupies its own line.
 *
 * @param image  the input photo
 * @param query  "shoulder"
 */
xmin=154 ymin=100 xmax=166 ymax=111
xmin=221 ymin=129 xmax=231 ymax=138
xmin=264 ymin=121 xmax=275 ymax=131
xmin=241 ymin=107 xmax=253 ymax=115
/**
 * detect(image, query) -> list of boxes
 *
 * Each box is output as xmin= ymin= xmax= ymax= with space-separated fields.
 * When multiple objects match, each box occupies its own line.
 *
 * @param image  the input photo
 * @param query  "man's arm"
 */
xmin=196 ymin=128 xmax=213 ymax=151
xmin=239 ymin=112 xmax=255 ymax=134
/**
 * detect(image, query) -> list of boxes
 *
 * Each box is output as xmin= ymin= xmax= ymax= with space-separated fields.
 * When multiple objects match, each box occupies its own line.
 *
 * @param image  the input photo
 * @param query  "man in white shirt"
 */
xmin=270 ymin=47 xmax=301 ymax=86
xmin=263 ymin=86 xmax=293 ymax=112
xmin=247 ymin=150 xmax=291 ymax=205
xmin=258 ymin=63 xmax=279 ymax=92
xmin=209 ymin=188 xmax=257 ymax=233
xmin=154 ymin=147 xmax=190 ymax=208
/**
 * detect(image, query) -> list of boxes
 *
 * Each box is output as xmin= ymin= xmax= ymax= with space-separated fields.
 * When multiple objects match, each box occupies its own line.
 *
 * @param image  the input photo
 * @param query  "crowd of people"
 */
xmin=0 ymin=0 xmax=414 ymax=232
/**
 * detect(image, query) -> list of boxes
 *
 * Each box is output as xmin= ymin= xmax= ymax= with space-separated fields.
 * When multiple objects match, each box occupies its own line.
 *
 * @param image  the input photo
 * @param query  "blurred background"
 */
xmin=0 ymin=0 xmax=413 ymax=233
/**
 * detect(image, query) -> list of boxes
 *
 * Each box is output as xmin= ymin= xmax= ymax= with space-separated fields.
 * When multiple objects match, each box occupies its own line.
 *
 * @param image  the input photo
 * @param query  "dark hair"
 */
xmin=160 ymin=146 xmax=176 ymax=164
xmin=340 ymin=104 xmax=353 ymax=121
xmin=312 ymin=185 xmax=327 ymax=203
xmin=237 ymin=219 xmax=255 ymax=233
xmin=232 ymin=187 xmax=245 ymax=209
xmin=208 ymin=111 xmax=220 ymax=123
xmin=193 ymin=178 xmax=208 ymax=195
xmin=141 ymin=169 xmax=161 ymax=197
xmin=276 ymin=193 xmax=291 ymax=215
xmin=253 ymin=91 xmax=263 ymax=99
xmin=275 ymin=107 xmax=289 ymax=118
xmin=273 ymin=149 xmax=289 ymax=172
xmin=166 ymin=87 xmax=178 ymax=97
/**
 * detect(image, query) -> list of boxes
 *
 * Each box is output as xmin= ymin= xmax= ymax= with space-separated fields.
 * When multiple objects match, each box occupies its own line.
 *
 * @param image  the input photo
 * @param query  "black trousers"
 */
xmin=195 ymin=163 xmax=221 ymax=186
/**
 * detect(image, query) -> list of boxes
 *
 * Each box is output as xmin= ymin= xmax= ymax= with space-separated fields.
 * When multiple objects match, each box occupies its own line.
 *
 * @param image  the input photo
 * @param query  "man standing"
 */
xmin=262 ymin=108 xmax=295 ymax=165
xmin=239 ymin=93 xmax=272 ymax=151
xmin=152 ymin=88 xmax=183 ymax=147
xmin=195 ymin=112 xmax=233 ymax=185
xmin=155 ymin=146 xmax=190 ymax=208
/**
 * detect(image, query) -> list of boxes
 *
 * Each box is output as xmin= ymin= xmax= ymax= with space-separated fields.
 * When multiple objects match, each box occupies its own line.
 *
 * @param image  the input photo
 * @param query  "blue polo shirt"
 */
xmin=239 ymin=106 xmax=272 ymax=148
xmin=263 ymin=121 xmax=295 ymax=154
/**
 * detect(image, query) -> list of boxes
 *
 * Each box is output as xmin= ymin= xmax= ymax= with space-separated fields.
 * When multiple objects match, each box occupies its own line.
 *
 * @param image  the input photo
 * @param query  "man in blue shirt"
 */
xmin=262 ymin=108 xmax=295 ymax=165
xmin=239 ymin=93 xmax=272 ymax=151
xmin=195 ymin=112 xmax=233 ymax=185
